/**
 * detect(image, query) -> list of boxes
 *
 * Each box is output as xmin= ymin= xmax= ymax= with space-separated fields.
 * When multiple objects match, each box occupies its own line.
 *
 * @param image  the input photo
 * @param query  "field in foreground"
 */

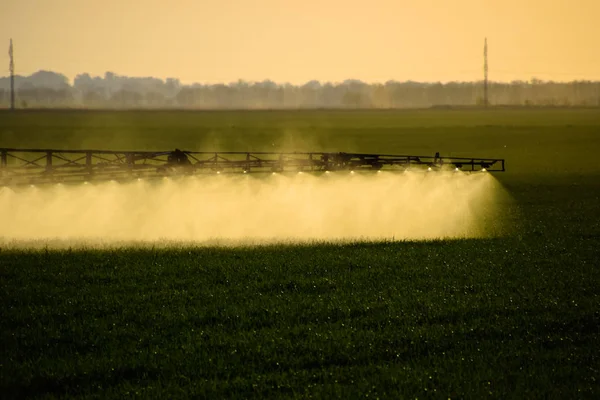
xmin=1 ymin=109 xmax=600 ymax=398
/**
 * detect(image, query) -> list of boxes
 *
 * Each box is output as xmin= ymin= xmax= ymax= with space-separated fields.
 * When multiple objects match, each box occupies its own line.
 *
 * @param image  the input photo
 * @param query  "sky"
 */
xmin=1 ymin=0 xmax=599 ymax=85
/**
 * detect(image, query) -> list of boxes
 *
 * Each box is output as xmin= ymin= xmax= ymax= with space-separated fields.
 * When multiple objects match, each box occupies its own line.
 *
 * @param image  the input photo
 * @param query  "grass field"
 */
xmin=1 ymin=109 xmax=600 ymax=398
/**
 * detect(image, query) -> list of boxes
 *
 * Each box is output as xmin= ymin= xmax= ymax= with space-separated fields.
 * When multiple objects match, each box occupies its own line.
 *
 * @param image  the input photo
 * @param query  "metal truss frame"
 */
xmin=0 ymin=148 xmax=505 ymax=185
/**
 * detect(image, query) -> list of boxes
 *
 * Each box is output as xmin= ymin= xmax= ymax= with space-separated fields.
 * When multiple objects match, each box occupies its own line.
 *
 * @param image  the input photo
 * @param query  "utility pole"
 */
xmin=9 ymin=38 xmax=15 ymax=110
xmin=483 ymin=37 xmax=488 ymax=107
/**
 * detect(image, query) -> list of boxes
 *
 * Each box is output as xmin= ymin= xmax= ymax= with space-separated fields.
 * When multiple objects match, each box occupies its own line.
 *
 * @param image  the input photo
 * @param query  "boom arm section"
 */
xmin=0 ymin=148 xmax=504 ymax=186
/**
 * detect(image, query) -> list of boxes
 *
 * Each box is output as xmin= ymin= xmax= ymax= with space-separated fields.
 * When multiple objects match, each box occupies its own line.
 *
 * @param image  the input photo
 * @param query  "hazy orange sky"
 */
xmin=2 ymin=0 xmax=599 ymax=84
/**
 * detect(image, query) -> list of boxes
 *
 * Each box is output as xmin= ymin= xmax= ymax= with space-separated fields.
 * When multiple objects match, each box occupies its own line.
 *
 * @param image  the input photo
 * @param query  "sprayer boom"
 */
xmin=0 ymin=148 xmax=504 ymax=186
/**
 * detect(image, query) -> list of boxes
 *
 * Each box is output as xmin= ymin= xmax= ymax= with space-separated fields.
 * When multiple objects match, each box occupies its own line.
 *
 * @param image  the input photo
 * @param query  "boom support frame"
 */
xmin=0 ymin=148 xmax=505 ymax=186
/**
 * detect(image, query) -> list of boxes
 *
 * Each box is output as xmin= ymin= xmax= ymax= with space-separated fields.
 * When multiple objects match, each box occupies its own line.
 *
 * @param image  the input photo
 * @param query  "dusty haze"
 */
xmin=0 ymin=171 xmax=507 ymax=248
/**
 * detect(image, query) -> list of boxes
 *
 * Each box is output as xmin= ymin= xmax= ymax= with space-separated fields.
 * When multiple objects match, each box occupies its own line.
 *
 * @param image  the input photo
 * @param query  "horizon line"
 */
xmin=2 ymin=69 xmax=600 ymax=86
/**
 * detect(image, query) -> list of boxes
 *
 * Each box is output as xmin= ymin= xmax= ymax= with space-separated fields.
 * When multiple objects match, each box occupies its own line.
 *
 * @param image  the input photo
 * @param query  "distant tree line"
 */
xmin=1 ymin=71 xmax=599 ymax=109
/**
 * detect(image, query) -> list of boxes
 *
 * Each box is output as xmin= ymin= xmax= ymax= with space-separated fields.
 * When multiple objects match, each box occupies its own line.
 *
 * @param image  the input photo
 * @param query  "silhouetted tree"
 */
xmin=2 ymin=69 xmax=600 ymax=109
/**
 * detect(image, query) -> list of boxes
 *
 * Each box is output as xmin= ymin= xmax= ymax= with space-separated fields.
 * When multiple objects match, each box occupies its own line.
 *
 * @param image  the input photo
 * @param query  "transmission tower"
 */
xmin=483 ymin=37 xmax=488 ymax=107
xmin=9 ymin=38 xmax=15 ymax=110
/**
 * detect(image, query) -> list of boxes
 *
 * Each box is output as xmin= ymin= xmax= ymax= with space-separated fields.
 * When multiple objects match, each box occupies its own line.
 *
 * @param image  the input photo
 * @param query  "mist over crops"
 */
xmin=0 ymin=171 xmax=503 ymax=246
xmin=2 ymin=109 xmax=599 ymax=399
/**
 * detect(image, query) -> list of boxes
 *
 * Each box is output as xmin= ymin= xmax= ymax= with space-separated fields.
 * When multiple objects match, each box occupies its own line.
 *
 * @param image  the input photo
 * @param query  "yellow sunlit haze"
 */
xmin=0 ymin=172 xmax=507 ymax=248
xmin=2 ymin=0 xmax=599 ymax=83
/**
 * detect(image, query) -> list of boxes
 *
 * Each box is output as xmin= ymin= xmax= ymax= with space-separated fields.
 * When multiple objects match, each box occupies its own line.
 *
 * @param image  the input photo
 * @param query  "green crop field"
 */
xmin=1 ymin=109 xmax=600 ymax=398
